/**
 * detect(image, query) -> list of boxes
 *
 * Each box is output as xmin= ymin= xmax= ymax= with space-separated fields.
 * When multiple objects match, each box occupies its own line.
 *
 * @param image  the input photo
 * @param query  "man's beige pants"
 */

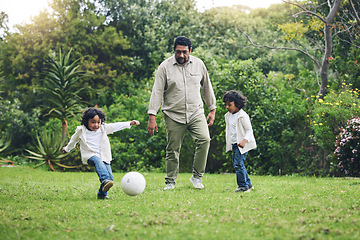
xmin=163 ymin=113 xmax=211 ymax=184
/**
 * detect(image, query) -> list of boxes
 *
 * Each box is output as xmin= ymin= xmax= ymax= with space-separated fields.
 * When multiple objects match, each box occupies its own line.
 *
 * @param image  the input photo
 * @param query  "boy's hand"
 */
xmin=61 ymin=147 xmax=67 ymax=154
xmin=237 ymin=139 xmax=248 ymax=148
xmin=130 ymin=120 xmax=140 ymax=126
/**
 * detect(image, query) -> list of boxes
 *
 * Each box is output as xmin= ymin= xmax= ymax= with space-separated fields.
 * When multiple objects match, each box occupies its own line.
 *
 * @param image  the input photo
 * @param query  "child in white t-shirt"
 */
xmin=223 ymin=90 xmax=257 ymax=192
xmin=62 ymin=108 xmax=140 ymax=199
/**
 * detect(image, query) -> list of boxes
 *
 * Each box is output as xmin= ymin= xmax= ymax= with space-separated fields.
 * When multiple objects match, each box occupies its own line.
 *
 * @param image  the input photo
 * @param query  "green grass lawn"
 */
xmin=1 ymin=167 xmax=359 ymax=240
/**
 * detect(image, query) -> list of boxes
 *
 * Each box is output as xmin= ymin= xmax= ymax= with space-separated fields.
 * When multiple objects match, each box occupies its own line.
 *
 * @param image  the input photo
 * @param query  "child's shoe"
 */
xmin=101 ymin=180 xmax=113 ymax=192
xmin=97 ymin=195 xmax=112 ymax=200
xmin=234 ymin=187 xmax=251 ymax=193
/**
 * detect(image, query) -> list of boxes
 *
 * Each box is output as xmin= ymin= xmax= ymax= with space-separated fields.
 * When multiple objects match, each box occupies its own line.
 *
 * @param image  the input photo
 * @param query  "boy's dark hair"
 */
xmin=174 ymin=36 xmax=192 ymax=51
xmin=223 ymin=90 xmax=248 ymax=110
xmin=81 ymin=108 xmax=106 ymax=130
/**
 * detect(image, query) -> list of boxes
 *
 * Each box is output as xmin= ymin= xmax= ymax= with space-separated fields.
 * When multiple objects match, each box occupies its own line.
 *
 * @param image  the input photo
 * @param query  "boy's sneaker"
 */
xmin=164 ymin=183 xmax=175 ymax=190
xmin=190 ymin=176 xmax=204 ymax=189
xmin=248 ymin=184 xmax=254 ymax=190
xmin=101 ymin=180 xmax=113 ymax=192
xmin=235 ymin=187 xmax=251 ymax=193
xmin=97 ymin=195 xmax=112 ymax=200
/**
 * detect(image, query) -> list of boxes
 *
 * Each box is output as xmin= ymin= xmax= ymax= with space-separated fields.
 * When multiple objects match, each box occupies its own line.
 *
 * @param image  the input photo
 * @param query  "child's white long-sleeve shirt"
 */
xmin=225 ymin=110 xmax=257 ymax=154
xmin=228 ymin=111 xmax=253 ymax=144
xmin=64 ymin=122 xmax=131 ymax=165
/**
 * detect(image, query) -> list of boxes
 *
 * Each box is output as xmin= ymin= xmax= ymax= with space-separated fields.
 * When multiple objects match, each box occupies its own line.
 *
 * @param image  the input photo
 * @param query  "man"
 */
xmin=147 ymin=36 xmax=216 ymax=190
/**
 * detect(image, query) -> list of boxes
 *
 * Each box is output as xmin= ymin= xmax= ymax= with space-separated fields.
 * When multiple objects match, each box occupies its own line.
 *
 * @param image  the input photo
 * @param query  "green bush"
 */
xmin=309 ymin=85 xmax=360 ymax=173
xmin=0 ymin=99 xmax=41 ymax=153
xmin=104 ymin=89 xmax=167 ymax=172
xmin=208 ymin=58 xmax=310 ymax=175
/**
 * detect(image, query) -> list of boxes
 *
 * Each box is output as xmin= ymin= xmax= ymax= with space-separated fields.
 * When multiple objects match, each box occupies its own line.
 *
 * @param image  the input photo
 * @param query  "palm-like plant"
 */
xmin=42 ymin=49 xmax=86 ymax=140
xmin=25 ymin=131 xmax=79 ymax=171
xmin=0 ymin=136 xmax=12 ymax=165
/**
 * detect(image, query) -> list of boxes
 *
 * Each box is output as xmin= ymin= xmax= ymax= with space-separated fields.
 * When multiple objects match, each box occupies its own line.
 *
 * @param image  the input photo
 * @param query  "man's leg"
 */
xmin=163 ymin=114 xmax=187 ymax=184
xmin=188 ymin=114 xmax=211 ymax=179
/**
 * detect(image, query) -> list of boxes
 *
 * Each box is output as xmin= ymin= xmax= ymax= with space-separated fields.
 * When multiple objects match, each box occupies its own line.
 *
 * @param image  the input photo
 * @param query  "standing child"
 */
xmin=62 ymin=108 xmax=140 ymax=199
xmin=223 ymin=90 xmax=257 ymax=192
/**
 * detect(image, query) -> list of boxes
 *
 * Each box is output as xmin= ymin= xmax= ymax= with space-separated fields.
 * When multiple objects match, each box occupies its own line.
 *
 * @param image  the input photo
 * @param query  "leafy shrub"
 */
xmin=333 ymin=116 xmax=360 ymax=176
xmin=309 ymin=85 xmax=360 ymax=173
xmin=208 ymin=58 xmax=310 ymax=175
xmin=0 ymin=99 xmax=41 ymax=153
xmin=25 ymin=129 xmax=81 ymax=171
xmin=103 ymin=89 xmax=167 ymax=172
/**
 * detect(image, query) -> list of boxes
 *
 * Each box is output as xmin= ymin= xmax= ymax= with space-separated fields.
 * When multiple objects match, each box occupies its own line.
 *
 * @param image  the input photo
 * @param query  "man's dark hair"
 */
xmin=81 ymin=108 xmax=106 ymax=130
xmin=223 ymin=90 xmax=248 ymax=110
xmin=174 ymin=36 xmax=192 ymax=50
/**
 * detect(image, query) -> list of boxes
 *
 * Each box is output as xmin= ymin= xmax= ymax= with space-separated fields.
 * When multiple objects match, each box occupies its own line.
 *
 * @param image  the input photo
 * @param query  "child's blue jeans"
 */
xmin=87 ymin=155 xmax=114 ymax=198
xmin=232 ymin=144 xmax=252 ymax=190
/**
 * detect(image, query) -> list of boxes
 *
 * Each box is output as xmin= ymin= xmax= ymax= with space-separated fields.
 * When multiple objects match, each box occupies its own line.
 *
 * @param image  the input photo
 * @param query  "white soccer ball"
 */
xmin=120 ymin=172 xmax=146 ymax=196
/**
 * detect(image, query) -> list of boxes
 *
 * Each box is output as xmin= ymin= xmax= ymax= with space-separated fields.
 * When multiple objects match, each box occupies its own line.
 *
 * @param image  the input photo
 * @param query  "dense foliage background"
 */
xmin=0 ymin=0 xmax=359 ymax=176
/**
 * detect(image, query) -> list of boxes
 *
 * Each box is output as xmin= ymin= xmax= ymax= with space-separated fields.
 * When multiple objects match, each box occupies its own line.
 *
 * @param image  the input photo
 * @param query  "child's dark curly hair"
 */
xmin=81 ymin=108 xmax=106 ymax=130
xmin=222 ymin=90 xmax=248 ymax=110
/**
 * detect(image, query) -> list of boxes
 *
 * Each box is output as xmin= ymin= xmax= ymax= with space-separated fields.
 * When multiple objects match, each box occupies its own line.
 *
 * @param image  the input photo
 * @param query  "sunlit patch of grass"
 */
xmin=1 ymin=167 xmax=359 ymax=239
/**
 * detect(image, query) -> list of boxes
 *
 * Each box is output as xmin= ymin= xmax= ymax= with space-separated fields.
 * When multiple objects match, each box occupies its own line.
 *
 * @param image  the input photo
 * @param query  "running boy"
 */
xmin=223 ymin=90 xmax=257 ymax=192
xmin=62 ymin=108 xmax=140 ymax=199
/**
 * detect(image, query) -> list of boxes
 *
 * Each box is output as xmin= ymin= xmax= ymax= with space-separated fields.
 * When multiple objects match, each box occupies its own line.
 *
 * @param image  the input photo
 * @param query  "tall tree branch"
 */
xmin=238 ymin=29 xmax=321 ymax=68
xmin=349 ymin=0 xmax=360 ymax=23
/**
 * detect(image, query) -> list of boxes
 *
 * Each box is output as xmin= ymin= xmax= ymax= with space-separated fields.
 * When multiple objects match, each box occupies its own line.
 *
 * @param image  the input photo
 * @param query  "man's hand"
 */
xmin=206 ymin=109 xmax=216 ymax=126
xmin=147 ymin=114 xmax=158 ymax=136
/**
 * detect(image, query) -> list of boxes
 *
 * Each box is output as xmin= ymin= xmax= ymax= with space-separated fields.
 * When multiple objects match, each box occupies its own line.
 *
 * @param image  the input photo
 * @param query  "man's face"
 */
xmin=174 ymin=45 xmax=191 ymax=65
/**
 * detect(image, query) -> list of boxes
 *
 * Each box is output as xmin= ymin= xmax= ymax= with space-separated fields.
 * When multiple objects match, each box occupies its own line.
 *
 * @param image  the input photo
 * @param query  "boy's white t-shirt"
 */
xmin=229 ymin=111 xmax=239 ymax=144
xmin=84 ymin=122 xmax=132 ymax=159
xmin=228 ymin=111 xmax=253 ymax=145
xmin=85 ymin=128 xmax=103 ymax=158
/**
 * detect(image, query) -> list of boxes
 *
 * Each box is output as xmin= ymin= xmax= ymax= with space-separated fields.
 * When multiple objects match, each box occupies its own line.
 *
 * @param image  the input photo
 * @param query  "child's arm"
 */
xmin=238 ymin=114 xmax=254 ymax=148
xmin=106 ymin=120 xmax=140 ymax=134
xmin=61 ymin=127 xmax=81 ymax=153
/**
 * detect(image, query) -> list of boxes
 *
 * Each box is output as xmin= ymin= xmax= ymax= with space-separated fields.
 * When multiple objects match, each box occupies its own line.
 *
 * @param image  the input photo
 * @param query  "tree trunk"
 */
xmin=318 ymin=0 xmax=342 ymax=98
xmin=62 ymin=118 xmax=68 ymax=142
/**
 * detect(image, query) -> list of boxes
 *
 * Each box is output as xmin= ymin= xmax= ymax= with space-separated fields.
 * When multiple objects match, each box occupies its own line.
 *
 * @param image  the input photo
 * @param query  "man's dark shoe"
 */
xmin=101 ymin=180 xmax=113 ymax=192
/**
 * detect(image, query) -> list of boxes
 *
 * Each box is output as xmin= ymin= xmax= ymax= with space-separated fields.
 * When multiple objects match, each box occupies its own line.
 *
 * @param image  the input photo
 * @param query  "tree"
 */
xmin=0 ymin=0 xmax=133 ymax=109
xmin=238 ymin=0 xmax=360 ymax=98
xmin=98 ymin=0 xmax=203 ymax=79
xmin=42 ymin=49 xmax=86 ymax=140
xmin=0 ymin=11 xmax=8 ymax=38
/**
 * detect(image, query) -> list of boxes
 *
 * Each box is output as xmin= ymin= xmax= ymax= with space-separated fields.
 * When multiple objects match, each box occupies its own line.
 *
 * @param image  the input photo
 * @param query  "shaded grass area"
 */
xmin=0 ymin=167 xmax=359 ymax=239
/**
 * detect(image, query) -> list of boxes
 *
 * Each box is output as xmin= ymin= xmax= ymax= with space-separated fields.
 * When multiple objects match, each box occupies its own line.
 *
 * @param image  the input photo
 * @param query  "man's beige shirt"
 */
xmin=148 ymin=55 xmax=216 ymax=124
